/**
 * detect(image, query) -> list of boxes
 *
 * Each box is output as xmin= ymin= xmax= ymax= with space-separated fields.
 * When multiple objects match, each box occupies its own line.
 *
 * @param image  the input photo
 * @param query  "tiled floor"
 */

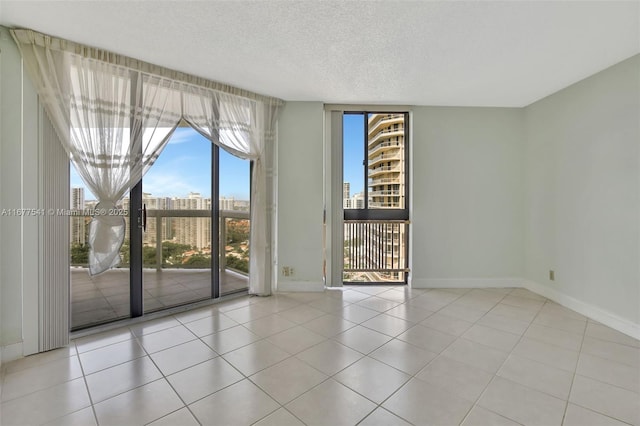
xmin=2 ymin=286 xmax=639 ymax=425
xmin=71 ymin=268 xmax=249 ymax=329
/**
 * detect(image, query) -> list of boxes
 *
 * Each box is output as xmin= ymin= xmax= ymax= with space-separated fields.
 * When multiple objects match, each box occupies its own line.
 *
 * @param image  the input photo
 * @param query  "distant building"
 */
xmin=70 ymin=187 xmax=86 ymax=245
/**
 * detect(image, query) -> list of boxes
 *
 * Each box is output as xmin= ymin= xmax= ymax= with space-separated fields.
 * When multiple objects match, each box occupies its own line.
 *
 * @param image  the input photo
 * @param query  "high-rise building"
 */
xmin=70 ymin=187 xmax=86 ymax=245
xmin=367 ymin=114 xmax=405 ymax=209
xmin=343 ymin=182 xmax=351 ymax=209
xmin=173 ymin=192 xmax=211 ymax=250
xmin=367 ymin=113 xmax=406 ymax=280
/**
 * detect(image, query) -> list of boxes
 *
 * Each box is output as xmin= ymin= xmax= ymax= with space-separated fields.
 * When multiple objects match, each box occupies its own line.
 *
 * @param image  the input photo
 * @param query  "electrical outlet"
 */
xmin=549 ymin=270 xmax=555 ymax=281
xmin=282 ymin=266 xmax=293 ymax=277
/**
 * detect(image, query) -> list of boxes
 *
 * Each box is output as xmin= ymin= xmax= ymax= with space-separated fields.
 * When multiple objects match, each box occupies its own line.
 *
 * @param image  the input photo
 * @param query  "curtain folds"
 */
xmin=12 ymin=28 xmax=281 ymax=295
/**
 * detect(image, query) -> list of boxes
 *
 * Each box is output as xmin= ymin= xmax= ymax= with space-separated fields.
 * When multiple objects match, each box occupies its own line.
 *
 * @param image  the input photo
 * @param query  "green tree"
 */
xmin=71 ymin=244 xmax=89 ymax=265
xmin=184 ymin=254 xmax=211 ymax=268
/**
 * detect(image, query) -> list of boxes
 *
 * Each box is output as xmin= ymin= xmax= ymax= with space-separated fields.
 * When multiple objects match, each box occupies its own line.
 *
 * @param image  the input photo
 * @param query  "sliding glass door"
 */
xmin=70 ymin=126 xmax=250 ymax=330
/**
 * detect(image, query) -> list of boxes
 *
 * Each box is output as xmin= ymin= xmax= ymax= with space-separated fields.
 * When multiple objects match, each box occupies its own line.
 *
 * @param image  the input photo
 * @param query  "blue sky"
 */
xmin=70 ymin=127 xmax=250 ymax=200
xmin=343 ymin=113 xmax=365 ymax=196
xmin=72 ymin=117 xmax=364 ymax=201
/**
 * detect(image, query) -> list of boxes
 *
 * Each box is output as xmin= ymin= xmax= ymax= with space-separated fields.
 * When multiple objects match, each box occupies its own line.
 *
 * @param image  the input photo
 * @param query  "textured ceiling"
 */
xmin=1 ymin=1 xmax=638 ymax=106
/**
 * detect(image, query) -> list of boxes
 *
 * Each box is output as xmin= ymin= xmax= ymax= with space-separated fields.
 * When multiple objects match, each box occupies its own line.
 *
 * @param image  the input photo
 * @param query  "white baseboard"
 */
xmin=412 ymin=277 xmax=524 ymax=289
xmin=1 ymin=342 xmax=23 ymax=364
xmin=276 ymin=280 xmax=325 ymax=292
xmin=523 ymin=280 xmax=640 ymax=341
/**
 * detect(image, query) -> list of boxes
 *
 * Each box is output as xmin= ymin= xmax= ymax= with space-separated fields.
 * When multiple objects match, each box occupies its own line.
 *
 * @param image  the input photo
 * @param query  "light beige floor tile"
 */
xmin=461 ymin=406 xmax=520 ymax=426
xmin=563 ymin=403 xmax=631 ymax=426
xmin=93 ymin=379 xmax=183 ymax=426
xmin=43 ymin=407 xmax=97 ymax=426
xmin=74 ymin=327 xmax=134 ymax=353
xmin=302 ymin=314 xmax=356 ymax=337
xmin=416 ymin=355 xmax=493 ymax=402
xmin=200 ymin=324 xmax=260 ymax=354
xmin=244 ymin=313 xmax=297 ymax=337
xmin=438 ymin=303 xmax=489 ymax=323
xmin=182 ymin=312 xmax=238 ymax=336
xmin=78 ymin=339 xmax=146 ymax=374
xmin=85 ymin=356 xmax=162 ymax=403
xmin=129 ymin=316 xmax=181 ymax=336
xmin=397 ymin=324 xmax=457 ymax=353
xmin=511 ymin=337 xmax=579 ymax=372
xmin=3 ymin=345 xmax=76 ymax=375
xmin=569 ymin=374 xmax=640 ymax=425
xmin=420 ymin=312 xmax=474 ymax=337
xmin=334 ymin=304 xmax=380 ymax=323
xmin=489 ymin=303 xmax=538 ymax=322
xmin=166 ymin=356 xmax=243 ymax=404
xmin=147 ymin=407 xmax=200 ymax=426
xmin=585 ymin=322 xmax=640 ymax=348
xmin=581 ymin=336 xmax=640 ymax=368
xmin=222 ymin=340 xmax=291 ymax=376
xmin=497 ymin=354 xmax=574 ymax=399
xmin=383 ymin=378 xmax=473 ymax=426
xmin=221 ymin=304 xmax=275 ymax=324
xmin=250 ymin=357 xmax=327 ymax=404
xmin=369 ymin=338 xmax=437 ymax=375
xmin=307 ymin=296 xmax=351 ymax=313
xmin=0 ymin=378 xmax=91 ymax=426
xmin=501 ymin=294 xmax=545 ymax=311
xmin=173 ymin=305 xmax=219 ymax=324
xmin=341 ymin=290 xmax=373 ymax=303
xmin=408 ymin=293 xmax=452 ymax=311
xmin=462 ymin=324 xmax=521 ymax=352
xmin=189 ymin=379 xmax=279 ymax=425
xmin=1 ymin=355 xmax=84 ymax=402
xmin=353 ymin=286 xmax=392 ymax=296
xmin=277 ymin=304 xmax=326 ymax=324
xmin=509 ymin=288 xmax=546 ymax=301
xmin=524 ymin=322 xmax=583 ymax=351
xmin=334 ymin=356 xmax=411 ymax=404
xmin=478 ymin=377 xmax=566 ymax=426
xmin=286 ymin=379 xmax=376 ymax=426
xmin=476 ymin=312 xmax=530 ymax=336
xmin=355 ymin=296 xmax=400 ymax=312
xmin=334 ymin=325 xmax=392 ymax=354
xmin=533 ymin=311 xmax=586 ymax=334
xmin=376 ymin=289 xmax=414 ymax=303
xmin=253 ymin=408 xmax=305 ymax=426
xmin=440 ymin=338 xmax=509 ymax=373
xmin=137 ymin=325 xmax=196 ymax=354
xmin=385 ymin=304 xmax=434 ymax=323
xmin=150 ymin=339 xmax=218 ymax=376
xmin=361 ymin=314 xmax=413 ymax=337
xmin=267 ymin=325 xmax=326 ymax=354
xmin=359 ymin=407 xmax=413 ymax=426
xmin=577 ymin=352 xmax=640 ymax=393
xmin=296 ymin=339 xmax=363 ymax=375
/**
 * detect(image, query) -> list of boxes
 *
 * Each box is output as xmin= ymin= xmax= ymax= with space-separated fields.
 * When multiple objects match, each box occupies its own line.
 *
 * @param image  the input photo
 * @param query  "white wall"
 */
xmin=0 ymin=27 xmax=42 ymax=361
xmin=411 ymin=107 xmax=525 ymax=288
xmin=1 ymin=27 xmax=25 ymax=359
xmin=276 ymin=102 xmax=325 ymax=291
xmin=524 ymin=55 xmax=640 ymax=334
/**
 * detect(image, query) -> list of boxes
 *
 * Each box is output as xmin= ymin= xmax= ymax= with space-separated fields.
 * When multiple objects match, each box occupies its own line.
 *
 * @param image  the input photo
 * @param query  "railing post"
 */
xmin=155 ymin=212 xmax=162 ymax=271
xmin=219 ymin=214 xmax=226 ymax=272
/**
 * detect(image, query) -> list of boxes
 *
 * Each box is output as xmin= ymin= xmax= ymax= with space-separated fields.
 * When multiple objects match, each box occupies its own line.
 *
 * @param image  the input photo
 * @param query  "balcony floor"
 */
xmin=71 ymin=268 xmax=248 ymax=329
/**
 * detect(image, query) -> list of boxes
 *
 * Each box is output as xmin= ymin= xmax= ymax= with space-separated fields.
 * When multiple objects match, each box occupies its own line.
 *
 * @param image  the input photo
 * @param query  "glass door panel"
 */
xmin=70 ymin=175 xmax=131 ymax=330
xmin=142 ymin=127 xmax=213 ymax=313
xmin=219 ymin=149 xmax=250 ymax=295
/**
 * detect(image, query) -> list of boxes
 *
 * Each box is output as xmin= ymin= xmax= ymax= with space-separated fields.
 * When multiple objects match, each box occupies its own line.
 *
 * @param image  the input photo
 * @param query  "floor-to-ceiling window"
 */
xmin=70 ymin=126 xmax=251 ymax=330
xmin=342 ymin=112 xmax=409 ymax=284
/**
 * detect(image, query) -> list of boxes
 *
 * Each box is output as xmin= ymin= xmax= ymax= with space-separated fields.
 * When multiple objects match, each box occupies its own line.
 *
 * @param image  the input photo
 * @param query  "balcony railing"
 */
xmin=70 ymin=209 xmax=249 ymax=275
xmin=368 ymin=128 xmax=404 ymax=147
xmin=343 ymin=220 xmax=409 ymax=283
xmin=367 ymin=140 xmax=402 ymax=157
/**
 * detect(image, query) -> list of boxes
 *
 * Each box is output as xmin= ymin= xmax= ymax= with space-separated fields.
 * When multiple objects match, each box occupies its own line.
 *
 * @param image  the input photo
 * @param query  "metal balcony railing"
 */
xmin=343 ymin=220 xmax=409 ymax=278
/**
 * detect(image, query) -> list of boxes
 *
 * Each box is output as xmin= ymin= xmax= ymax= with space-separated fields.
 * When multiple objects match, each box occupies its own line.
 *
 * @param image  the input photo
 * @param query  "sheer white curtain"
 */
xmin=17 ymin=35 xmax=181 ymax=274
xmin=182 ymin=86 xmax=279 ymax=295
xmin=12 ymin=29 xmax=282 ymax=293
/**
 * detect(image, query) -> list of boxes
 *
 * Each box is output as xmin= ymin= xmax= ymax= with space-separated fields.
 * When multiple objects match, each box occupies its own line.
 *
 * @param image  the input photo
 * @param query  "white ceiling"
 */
xmin=1 ymin=1 xmax=638 ymax=107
